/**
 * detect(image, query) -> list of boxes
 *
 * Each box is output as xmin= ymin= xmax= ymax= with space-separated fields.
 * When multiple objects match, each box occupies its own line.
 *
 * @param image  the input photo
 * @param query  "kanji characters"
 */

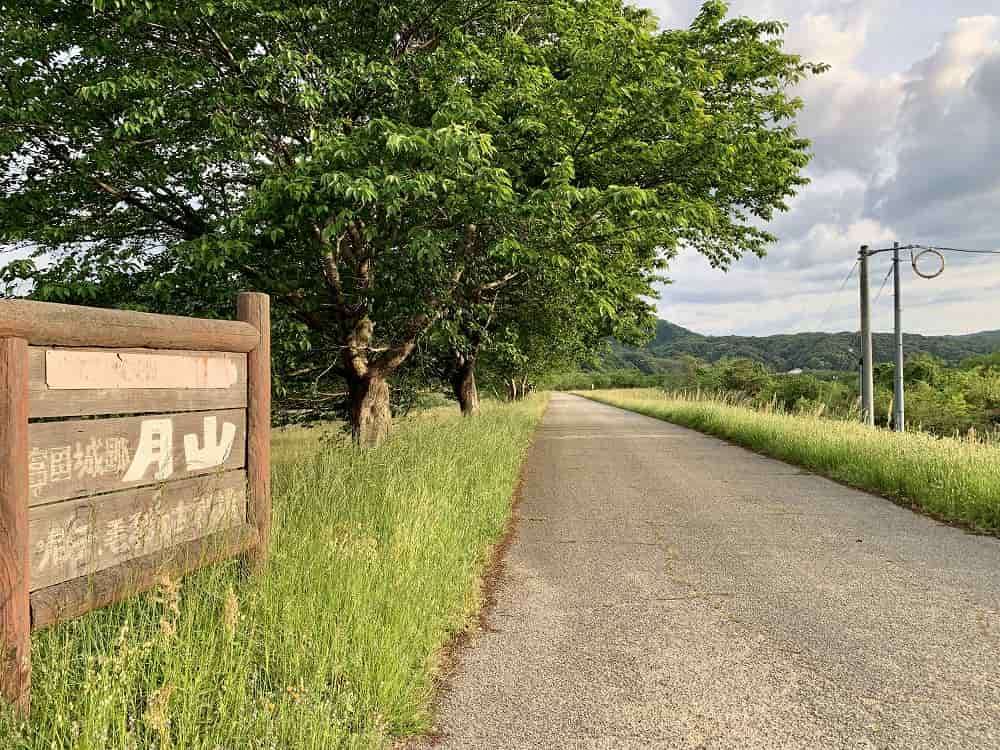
xmin=123 ymin=418 xmax=174 ymax=481
xmin=73 ymin=438 xmax=99 ymax=479
xmin=103 ymin=517 xmax=134 ymax=558
xmin=183 ymin=416 xmax=237 ymax=471
xmin=49 ymin=446 xmax=72 ymax=483
xmin=121 ymin=416 xmax=237 ymax=482
xmin=100 ymin=437 xmax=131 ymax=475
xmin=29 ymin=447 xmax=48 ymax=497
xmin=34 ymin=522 xmax=88 ymax=574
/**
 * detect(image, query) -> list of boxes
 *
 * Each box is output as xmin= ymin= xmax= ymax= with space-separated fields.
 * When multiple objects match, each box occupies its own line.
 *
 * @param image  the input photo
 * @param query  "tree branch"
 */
xmin=477 ymin=270 xmax=522 ymax=293
xmin=33 ymin=138 xmax=207 ymax=239
xmin=369 ymin=223 xmax=477 ymax=376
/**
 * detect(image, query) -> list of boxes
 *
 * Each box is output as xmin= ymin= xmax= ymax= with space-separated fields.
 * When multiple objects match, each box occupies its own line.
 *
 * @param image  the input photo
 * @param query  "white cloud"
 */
xmin=911 ymin=16 xmax=1000 ymax=94
xmin=868 ymin=16 xmax=1000 ymax=231
xmin=642 ymin=2 xmax=1000 ymax=336
xmin=777 ymin=5 xmax=906 ymax=178
xmin=656 ymin=217 xmax=893 ymax=336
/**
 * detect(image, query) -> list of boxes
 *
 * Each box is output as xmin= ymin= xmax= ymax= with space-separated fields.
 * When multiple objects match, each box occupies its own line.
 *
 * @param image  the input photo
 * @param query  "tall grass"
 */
xmin=581 ymin=389 xmax=1000 ymax=533
xmin=2 ymin=396 xmax=546 ymax=749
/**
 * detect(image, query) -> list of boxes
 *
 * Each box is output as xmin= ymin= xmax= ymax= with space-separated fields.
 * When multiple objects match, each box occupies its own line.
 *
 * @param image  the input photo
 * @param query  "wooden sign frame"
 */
xmin=0 ymin=293 xmax=271 ymax=714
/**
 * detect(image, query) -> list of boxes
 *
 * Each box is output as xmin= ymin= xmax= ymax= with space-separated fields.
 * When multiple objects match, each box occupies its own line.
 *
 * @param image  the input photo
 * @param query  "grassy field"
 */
xmin=2 ymin=396 xmax=546 ymax=749
xmin=581 ymin=389 xmax=1000 ymax=534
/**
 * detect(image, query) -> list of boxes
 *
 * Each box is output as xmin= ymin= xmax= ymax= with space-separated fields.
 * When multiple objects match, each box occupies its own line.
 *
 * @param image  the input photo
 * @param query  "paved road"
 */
xmin=424 ymin=393 xmax=1000 ymax=749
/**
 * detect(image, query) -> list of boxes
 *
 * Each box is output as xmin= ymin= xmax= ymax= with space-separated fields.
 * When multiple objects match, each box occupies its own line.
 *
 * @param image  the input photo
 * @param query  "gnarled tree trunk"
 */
xmin=451 ymin=354 xmax=480 ymax=416
xmin=347 ymin=373 xmax=391 ymax=447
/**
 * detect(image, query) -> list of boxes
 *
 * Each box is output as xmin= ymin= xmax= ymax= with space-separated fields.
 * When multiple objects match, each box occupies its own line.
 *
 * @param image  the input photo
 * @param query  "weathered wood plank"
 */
xmin=31 ymin=523 xmax=258 ymax=631
xmin=0 ymin=337 xmax=30 ymax=713
xmin=28 ymin=348 xmax=247 ymax=419
xmin=45 ymin=349 xmax=241 ymax=390
xmin=29 ymin=470 xmax=247 ymax=591
xmin=0 ymin=299 xmax=259 ymax=352
xmin=28 ymin=409 xmax=246 ymax=505
xmin=238 ymin=293 xmax=271 ymax=572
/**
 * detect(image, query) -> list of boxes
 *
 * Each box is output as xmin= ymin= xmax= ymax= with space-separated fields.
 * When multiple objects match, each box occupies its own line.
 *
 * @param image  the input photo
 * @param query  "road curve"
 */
xmin=423 ymin=393 xmax=1000 ymax=749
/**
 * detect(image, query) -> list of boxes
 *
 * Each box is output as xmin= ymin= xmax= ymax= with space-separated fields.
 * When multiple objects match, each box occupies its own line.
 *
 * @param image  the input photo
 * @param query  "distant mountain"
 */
xmin=607 ymin=320 xmax=1000 ymax=373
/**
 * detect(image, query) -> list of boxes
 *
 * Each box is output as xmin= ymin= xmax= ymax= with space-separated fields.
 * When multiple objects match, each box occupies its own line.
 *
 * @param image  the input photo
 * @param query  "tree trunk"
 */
xmin=451 ymin=356 xmax=480 ymax=416
xmin=347 ymin=374 xmax=392 ymax=446
xmin=507 ymin=377 xmax=518 ymax=402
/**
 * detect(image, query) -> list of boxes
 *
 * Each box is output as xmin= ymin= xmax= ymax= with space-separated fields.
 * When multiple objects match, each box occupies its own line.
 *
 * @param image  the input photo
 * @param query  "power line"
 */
xmin=873 ymin=265 xmax=894 ymax=305
xmin=791 ymin=259 xmax=861 ymax=373
xmin=854 ymin=239 xmax=999 ymax=432
xmin=920 ymin=244 xmax=1000 ymax=256
xmin=866 ymin=243 xmax=1000 ymax=257
xmin=813 ymin=259 xmax=859 ymax=333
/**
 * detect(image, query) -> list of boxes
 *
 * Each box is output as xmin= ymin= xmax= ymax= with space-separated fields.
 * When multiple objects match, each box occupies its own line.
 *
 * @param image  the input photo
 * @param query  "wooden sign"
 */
xmin=28 ymin=409 xmax=247 ymax=504
xmin=0 ymin=293 xmax=271 ymax=714
xmin=29 ymin=472 xmax=247 ymax=591
xmin=28 ymin=348 xmax=247 ymax=418
xmin=44 ymin=349 xmax=240 ymax=390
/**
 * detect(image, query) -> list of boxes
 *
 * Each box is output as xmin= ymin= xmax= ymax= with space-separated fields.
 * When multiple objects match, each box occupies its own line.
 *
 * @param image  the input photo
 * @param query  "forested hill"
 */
xmin=608 ymin=320 xmax=1000 ymax=373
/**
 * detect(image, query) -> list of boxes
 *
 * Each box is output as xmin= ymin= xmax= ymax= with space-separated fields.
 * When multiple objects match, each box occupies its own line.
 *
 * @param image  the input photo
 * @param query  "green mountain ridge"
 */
xmin=609 ymin=320 xmax=1000 ymax=373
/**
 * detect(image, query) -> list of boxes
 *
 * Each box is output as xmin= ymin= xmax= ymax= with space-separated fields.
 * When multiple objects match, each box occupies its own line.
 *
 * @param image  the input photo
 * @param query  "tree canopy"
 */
xmin=1 ymin=0 xmax=825 ymax=442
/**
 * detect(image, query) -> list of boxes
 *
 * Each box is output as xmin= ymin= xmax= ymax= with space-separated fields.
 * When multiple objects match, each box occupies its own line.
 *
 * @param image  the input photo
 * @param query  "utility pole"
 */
xmin=892 ymin=241 xmax=905 ymax=432
xmin=859 ymin=245 xmax=874 ymax=426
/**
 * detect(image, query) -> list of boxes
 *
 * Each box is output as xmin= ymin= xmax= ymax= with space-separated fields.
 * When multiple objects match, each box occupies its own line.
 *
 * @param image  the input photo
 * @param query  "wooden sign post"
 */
xmin=1 ymin=337 xmax=30 ymax=713
xmin=237 ymin=293 xmax=271 ymax=573
xmin=0 ymin=294 xmax=271 ymax=714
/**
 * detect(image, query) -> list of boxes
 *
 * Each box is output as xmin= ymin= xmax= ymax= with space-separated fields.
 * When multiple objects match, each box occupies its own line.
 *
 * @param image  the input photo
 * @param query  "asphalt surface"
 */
xmin=422 ymin=393 xmax=1000 ymax=749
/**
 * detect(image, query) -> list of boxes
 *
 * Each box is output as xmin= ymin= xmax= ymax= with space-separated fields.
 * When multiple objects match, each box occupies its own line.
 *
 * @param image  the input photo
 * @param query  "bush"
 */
xmin=561 ymin=349 xmax=1000 ymax=439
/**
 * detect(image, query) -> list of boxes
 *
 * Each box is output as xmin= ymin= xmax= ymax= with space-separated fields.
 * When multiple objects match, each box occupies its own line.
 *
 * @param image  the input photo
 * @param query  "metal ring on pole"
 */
xmin=911 ymin=248 xmax=945 ymax=279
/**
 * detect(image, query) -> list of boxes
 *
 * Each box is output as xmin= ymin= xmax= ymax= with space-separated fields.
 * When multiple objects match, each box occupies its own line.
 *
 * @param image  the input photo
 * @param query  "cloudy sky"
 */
xmin=640 ymin=0 xmax=1000 ymax=336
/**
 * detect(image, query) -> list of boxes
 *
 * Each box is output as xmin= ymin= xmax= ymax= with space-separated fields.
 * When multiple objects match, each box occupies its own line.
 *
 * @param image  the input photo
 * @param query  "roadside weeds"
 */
xmin=579 ymin=389 xmax=1000 ymax=536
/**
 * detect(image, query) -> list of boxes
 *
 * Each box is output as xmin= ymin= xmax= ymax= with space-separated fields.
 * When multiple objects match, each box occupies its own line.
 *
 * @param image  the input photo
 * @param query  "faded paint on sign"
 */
xmin=28 ymin=472 xmax=247 ymax=590
xmin=45 ymin=350 xmax=239 ymax=390
xmin=123 ymin=414 xmax=236 ymax=481
xmin=29 ymin=410 xmax=246 ymax=505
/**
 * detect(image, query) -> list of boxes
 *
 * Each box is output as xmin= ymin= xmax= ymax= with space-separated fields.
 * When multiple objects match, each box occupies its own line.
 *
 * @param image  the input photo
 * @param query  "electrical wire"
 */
xmin=788 ymin=259 xmax=860 ymax=373
xmin=867 ymin=243 xmax=1000 ymax=256
xmin=922 ymin=245 xmax=1000 ymax=256
xmin=873 ymin=265 xmax=894 ymax=304
xmin=812 ymin=259 xmax=859 ymax=335
xmin=863 ymin=242 xmax=999 ymax=282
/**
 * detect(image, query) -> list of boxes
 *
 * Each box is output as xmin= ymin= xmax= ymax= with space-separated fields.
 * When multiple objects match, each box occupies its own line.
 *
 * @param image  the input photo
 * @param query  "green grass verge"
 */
xmin=580 ymin=389 xmax=1000 ymax=534
xmin=3 ymin=396 xmax=547 ymax=749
